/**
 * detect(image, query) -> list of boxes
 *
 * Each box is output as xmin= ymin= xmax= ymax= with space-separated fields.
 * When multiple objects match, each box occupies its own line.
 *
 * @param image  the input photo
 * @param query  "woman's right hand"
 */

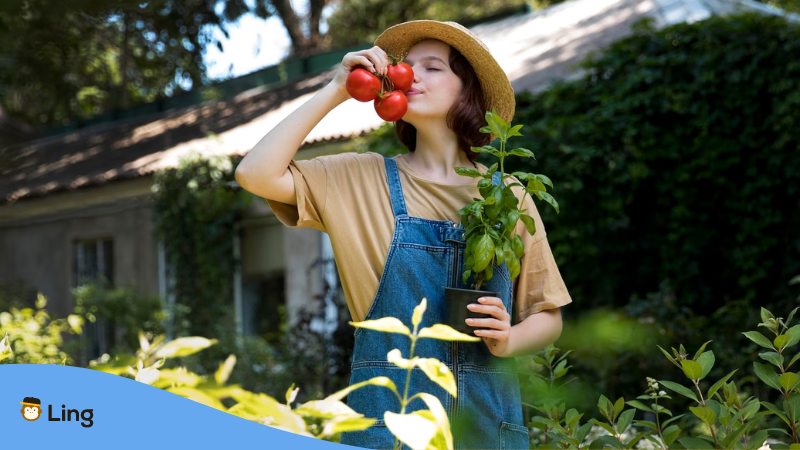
xmin=330 ymin=46 xmax=390 ymax=99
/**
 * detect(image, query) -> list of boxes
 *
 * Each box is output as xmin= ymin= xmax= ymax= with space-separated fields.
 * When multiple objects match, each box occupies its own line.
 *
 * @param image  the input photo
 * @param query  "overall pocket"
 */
xmin=499 ymin=421 xmax=530 ymax=450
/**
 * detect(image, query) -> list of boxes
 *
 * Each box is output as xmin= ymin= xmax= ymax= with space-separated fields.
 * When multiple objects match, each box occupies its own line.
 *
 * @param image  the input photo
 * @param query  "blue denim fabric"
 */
xmin=340 ymin=158 xmax=529 ymax=450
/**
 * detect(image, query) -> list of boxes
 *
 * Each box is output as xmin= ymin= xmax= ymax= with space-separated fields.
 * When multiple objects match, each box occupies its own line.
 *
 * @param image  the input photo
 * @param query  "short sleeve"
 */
xmin=512 ymin=195 xmax=573 ymax=322
xmin=266 ymin=158 xmax=328 ymax=232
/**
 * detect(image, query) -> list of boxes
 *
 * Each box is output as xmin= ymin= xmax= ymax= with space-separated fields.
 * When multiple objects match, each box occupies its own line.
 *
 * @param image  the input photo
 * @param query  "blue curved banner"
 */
xmin=1 ymin=364 xmax=359 ymax=449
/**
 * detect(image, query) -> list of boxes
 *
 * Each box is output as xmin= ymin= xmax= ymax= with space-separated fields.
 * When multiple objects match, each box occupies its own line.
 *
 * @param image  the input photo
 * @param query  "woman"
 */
xmin=235 ymin=20 xmax=572 ymax=449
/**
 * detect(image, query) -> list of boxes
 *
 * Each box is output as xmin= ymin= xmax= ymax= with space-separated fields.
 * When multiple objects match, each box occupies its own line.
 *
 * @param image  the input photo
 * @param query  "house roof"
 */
xmin=0 ymin=0 xmax=786 ymax=206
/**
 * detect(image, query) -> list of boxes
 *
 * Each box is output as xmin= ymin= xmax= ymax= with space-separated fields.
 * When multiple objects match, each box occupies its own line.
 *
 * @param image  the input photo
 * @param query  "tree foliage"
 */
xmin=509 ymin=13 xmax=800 ymax=315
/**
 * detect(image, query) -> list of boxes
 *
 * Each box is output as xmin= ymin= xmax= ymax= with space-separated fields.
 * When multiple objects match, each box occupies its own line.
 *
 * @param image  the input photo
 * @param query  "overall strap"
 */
xmin=492 ymin=170 xmax=503 ymax=186
xmin=384 ymin=157 xmax=408 ymax=217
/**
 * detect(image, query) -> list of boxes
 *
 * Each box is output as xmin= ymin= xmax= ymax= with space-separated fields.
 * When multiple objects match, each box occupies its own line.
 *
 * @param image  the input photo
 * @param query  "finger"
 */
xmin=368 ymin=46 xmax=388 ymax=75
xmin=465 ymin=317 xmax=509 ymax=330
xmin=467 ymin=303 xmax=510 ymax=321
xmin=474 ymin=329 xmax=508 ymax=339
xmin=478 ymin=296 xmax=506 ymax=308
xmin=344 ymin=53 xmax=376 ymax=73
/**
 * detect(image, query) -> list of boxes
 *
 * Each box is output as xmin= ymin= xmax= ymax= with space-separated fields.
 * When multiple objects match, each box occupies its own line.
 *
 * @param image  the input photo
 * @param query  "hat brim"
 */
xmin=375 ymin=20 xmax=515 ymax=123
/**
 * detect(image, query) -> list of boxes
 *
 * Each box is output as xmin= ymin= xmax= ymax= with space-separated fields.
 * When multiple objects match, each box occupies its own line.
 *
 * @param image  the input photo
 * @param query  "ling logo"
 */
xmin=20 ymin=397 xmax=42 ymax=421
xmin=19 ymin=396 xmax=94 ymax=428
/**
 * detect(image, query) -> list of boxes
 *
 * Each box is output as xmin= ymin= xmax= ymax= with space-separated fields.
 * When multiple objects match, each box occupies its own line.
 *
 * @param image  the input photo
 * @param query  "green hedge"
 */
xmin=510 ymin=12 xmax=800 ymax=316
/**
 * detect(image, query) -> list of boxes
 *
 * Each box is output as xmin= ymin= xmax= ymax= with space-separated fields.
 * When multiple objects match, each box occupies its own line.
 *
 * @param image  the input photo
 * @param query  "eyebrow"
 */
xmin=405 ymin=56 xmax=447 ymax=65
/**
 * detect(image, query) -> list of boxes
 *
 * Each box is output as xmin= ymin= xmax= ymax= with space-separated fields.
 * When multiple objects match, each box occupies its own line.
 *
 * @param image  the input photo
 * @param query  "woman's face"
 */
xmin=402 ymin=39 xmax=463 ymax=123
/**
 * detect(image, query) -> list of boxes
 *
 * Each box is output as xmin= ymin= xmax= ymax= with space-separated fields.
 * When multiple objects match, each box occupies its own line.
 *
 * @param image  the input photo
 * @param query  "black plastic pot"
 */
xmin=444 ymin=287 xmax=497 ymax=335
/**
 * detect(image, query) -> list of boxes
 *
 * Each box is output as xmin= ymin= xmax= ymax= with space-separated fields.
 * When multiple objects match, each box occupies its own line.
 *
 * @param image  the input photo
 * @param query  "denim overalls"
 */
xmin=340 ymin=158 xmax=530 ymax=450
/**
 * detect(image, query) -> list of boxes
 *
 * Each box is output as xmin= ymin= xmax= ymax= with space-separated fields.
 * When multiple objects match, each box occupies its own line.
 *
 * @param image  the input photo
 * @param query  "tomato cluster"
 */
xmin=345 ymin=62 xmax=413 ymax=122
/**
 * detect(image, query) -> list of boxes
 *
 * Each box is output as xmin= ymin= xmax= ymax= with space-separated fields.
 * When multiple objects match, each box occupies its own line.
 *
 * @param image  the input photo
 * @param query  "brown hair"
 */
xmin=395 ymin=44 xmax=490 ymax=162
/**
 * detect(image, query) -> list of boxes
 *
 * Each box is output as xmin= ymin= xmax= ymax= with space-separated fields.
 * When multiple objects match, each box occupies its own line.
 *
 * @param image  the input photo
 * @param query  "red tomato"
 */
xmin=374 ymin=91 xmax=408 ymax=122
xmin=346 ymin=68 xmax=381 ymax=102
xmin=387 ymin=62 xmax=413 ymax=92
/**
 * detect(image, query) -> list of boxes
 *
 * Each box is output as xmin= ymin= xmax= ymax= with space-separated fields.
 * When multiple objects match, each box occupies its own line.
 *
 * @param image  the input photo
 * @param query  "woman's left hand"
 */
xmin=466 ymin=296 xmax=512 ymax=357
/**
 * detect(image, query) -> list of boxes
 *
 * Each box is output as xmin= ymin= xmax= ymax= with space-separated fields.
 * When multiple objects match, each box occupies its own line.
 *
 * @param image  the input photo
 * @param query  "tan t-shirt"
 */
xmin=267 ymin=151 xmax=572 ymax=323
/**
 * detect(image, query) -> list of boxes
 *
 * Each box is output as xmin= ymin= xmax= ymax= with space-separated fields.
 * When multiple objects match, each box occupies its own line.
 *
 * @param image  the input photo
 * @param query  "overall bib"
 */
xmin=340 ymin=158 xmax=530 ymax=450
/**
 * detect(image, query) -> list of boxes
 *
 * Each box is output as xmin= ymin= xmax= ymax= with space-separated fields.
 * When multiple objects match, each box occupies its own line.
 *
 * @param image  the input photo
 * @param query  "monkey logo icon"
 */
xmin=20 ymin=397 xmax=42 ymax=421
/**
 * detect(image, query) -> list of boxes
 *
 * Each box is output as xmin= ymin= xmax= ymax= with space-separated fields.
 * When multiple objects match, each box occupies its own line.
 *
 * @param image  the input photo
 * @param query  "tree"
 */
xmin=0 ymin=0 xmax=239 ymax=129
xmin=325 ymin=0 xmax=527 ymax=49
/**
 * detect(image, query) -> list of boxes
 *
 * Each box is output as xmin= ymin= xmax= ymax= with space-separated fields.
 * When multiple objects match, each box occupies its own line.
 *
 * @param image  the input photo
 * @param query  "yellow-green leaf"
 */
xmin=388 ymin=349 xmax=416 ymax=369
xmin=778 ymin=372 xmax=800 ymax=392
xmin=155 ymin=337 xmax=217 ymax=359
xmin=415 ymin=358 xmax=457 ymax=397
xmin=325 ymin=376 xmax=398 ymax=402
xmin=412 ymin=298 xmax=427 ymax=328
xmin=350 ymin=317 xmax=411 ymax=336
xmin=67 ymin=314 xmax=84 ymax=334
xmin=689 ymin=405 xmax=716 ymax=425
xmin=418 ymin=324 xmax=480 ymax=342
xmin=385 ymin=412 xmax=437 ymax=450
xmin=0 ymin=334 xmax=12 ymax=362
xmin=321 ymin=416 xmax=377 ymax=438
xmin=295 ymin=399 xmax=359 ymax=419
xmin=227 ymin=391 xmax=308 ymax=436
xmin=214 ymin=354 xmax=236 ymax=385
xmin=168 ymin=386 xmax=225 ymax=410
xmin=418 ymin=393 xmax=454 ymax=450
xmin=681 ymin=359 xmax=703 ymax=381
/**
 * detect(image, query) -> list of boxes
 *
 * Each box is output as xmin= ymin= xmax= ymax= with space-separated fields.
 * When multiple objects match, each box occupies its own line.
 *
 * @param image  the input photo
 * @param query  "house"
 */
xmin=0 ymin=0 xmax=786 ymax=356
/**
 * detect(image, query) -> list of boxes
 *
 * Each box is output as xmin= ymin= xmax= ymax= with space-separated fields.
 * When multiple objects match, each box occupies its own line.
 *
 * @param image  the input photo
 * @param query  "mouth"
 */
xmin=406 ymin=89 xmax=422 ymax=96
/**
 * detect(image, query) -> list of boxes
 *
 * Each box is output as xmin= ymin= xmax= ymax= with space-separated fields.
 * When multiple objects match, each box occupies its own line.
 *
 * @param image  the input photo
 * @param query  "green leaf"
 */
xmin=418 ymin=324 xmax=480 ymax=342
xmin=761 ymin=307 xmax=775 ymax=324
xmin=658 ymin=345 xmax=680 ymax=368
xmin=662 ymin=424 xmax=681 ymax=446
xmin=678 ymin=436 xmax=714 ymax=449
xmin=507 ymin=124 xmax=524 ymax=138
xmin=617 ymin=409 xmax=635 ymax=433
xmin=775 ymin=334 xmax=790 ymax=350
xmin=778 ymin=372 xmax=800 ymax=392
xmin=534 ymin=174 xmax=553 ymax=189
xmin=590 ymin=435 xmax=623 ymax=448
xmin=690 ymin=405 xmax=716 ymax=425
xmin=384 ymin=411 xmax=437 ymax=450
xmin=519 ymin=214 xmax=536 ymax=235
xmin=472 ymin=234 xmax=495 ymax=272
xmin=155 ymin=336 xmax=217 ymax=359
xmin=350 ymin=317 xmax=411 ymax=336
xmin=508 ymin=147 xmax=535 ymax=159
xmin=484 ymin=110 xmax=509 ymax=138
xmin=785 ymin=324 xmax=800 ymax=348
xmin=613 ymin=397 xmax=625 ymax=419
xmin=693 ymin=340 xmax=713 ymax=360
xmin=533 ymin=190 xmax=560 ymax=214
xmin=743 ymin=331 xmax=775 ymax=350
xmin=753 ymin=362 xmax=781 ymax=390
xmin=788 ymin=352 xmax=800 ymax=369
xmin=454 ymin=167 xmax=482 ymax=178
xmin=761 ymin=401 xmax=791 ymax=427
xmin=598 ymin=394 xmax=613 ymax=419
xmin=680 ymin=359 xmax=703 ymax=381
xmin=659 ymin=380 xmax=699 ymax=403
xmin=707 ymin=369 xmax=738 ymax=399
xmin=758 ymin=351 xmax=784 ymax=367
xmin=696 ymin=351 xmax=715 ymax=380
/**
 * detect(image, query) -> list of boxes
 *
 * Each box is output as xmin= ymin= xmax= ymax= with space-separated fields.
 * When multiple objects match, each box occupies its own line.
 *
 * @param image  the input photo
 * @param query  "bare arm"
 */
xmin=504 ymin=308 xmax=563 ymax=356
xmin=234 ymin=46 xmax=390 ymax=204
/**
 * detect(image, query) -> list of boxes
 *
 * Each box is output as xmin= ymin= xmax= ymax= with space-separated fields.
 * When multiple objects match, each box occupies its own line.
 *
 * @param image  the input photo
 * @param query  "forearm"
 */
xmin=504 ymin=308 xmax=563 ymax=357
xmin=236 ymin=81 xmax=348 ymax=182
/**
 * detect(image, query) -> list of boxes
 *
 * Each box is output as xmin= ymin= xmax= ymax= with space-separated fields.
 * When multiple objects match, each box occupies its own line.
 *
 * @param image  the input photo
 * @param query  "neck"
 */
xmin=406 ymin=122 xmax=475 ymax=178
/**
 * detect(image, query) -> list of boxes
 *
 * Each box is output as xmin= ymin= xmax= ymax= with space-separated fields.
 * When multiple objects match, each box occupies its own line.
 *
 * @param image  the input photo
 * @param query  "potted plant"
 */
xmin=445 ymin=110 xmax=560 ymax=334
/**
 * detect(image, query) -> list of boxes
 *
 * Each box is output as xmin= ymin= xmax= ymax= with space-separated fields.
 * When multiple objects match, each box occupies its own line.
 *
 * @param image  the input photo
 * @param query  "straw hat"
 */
xmin=374 ymin=20 xmax=515 ymax=123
